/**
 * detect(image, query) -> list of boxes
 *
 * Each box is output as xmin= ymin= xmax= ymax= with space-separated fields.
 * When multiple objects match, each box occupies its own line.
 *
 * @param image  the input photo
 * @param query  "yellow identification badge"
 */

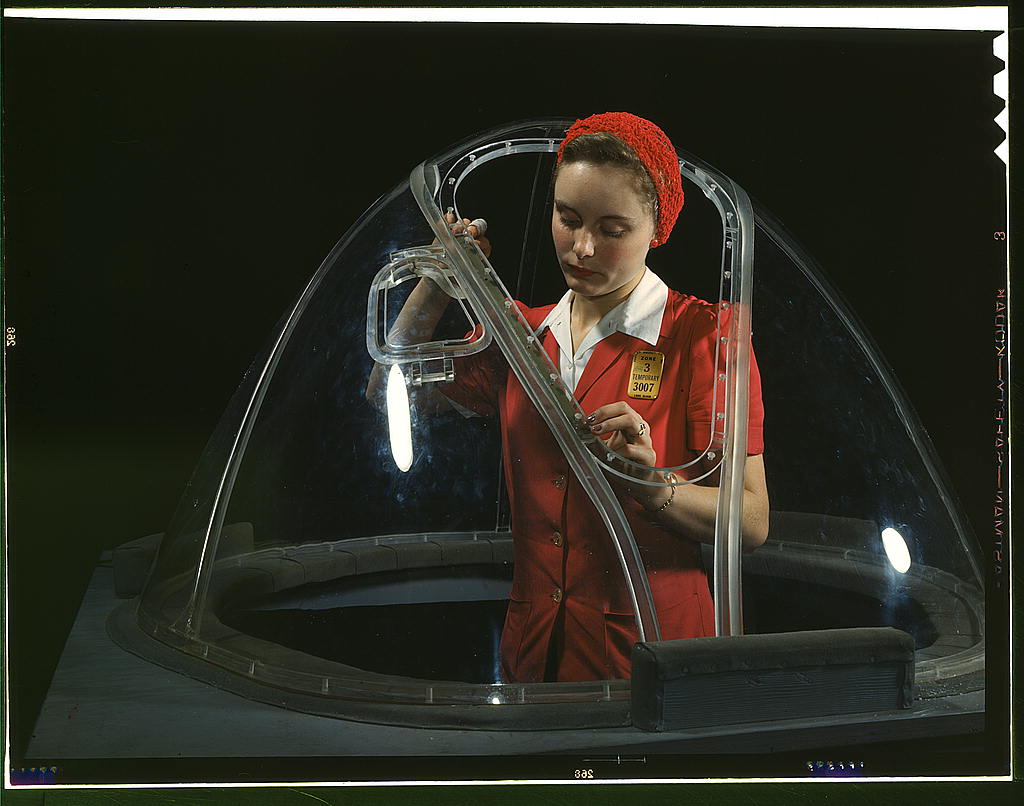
xmin=627 ymin=350 xmax=665 ymax=400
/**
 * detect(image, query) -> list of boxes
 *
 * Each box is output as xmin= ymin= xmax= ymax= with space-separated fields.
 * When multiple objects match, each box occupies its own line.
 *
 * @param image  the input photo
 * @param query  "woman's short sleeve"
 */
xmin=439 ymin=326 xmax=508 ymax=418
xmin=685 ymin=305 xmax=765 ymax=455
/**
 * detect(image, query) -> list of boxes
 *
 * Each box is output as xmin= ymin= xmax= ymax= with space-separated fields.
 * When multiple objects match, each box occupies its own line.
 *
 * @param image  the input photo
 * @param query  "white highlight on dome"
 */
xmin=881 ymin=527 xmax=911 ymax=574
xmin=386 ymin=364 xmax=413 ymax=472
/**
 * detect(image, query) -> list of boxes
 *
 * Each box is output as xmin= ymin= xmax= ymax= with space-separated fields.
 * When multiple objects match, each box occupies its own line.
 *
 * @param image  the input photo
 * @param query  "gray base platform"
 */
xmin=27 ymin=562 xmax=984 ymax=762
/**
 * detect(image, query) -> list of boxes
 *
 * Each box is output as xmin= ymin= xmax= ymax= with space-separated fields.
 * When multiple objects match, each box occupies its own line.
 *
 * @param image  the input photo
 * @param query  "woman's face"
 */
xmin=551 ymin=161 xmax=657 ymax=299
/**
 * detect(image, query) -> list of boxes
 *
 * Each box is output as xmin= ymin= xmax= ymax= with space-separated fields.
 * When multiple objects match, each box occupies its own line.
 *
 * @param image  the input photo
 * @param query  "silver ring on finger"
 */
xmin=636 ymin=421 xmax=647 ymax=439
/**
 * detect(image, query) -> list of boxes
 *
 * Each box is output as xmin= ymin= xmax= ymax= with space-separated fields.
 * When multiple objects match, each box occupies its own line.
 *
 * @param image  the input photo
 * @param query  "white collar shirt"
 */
xmin=536 ymin=268 xmax=669 ymax=394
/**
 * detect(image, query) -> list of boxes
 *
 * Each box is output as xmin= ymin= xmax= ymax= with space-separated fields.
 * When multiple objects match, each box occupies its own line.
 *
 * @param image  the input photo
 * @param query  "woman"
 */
xmin=373 ymin=113 xmax=768 ymax=683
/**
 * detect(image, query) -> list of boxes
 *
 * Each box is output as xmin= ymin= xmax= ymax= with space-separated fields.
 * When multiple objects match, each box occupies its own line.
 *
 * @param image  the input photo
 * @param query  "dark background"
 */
xmin=1 ymin=13 xmax=1011 ymax=790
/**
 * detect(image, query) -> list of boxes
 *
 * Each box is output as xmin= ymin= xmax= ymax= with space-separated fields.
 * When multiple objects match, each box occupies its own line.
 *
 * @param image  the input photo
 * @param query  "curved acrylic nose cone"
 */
xmin=125 ymin=118 xmax=983 ymax=733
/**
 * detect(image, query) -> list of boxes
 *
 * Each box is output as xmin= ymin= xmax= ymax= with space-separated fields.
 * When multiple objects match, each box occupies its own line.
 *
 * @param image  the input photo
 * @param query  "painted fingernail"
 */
xmin=590 ymin=424 xmax=601 ymax=433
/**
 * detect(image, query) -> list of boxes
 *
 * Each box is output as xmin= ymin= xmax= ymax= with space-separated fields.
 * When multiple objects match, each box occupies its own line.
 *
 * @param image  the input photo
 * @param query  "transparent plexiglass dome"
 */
xmin=118 ymin=120 xmax=983 ymax=730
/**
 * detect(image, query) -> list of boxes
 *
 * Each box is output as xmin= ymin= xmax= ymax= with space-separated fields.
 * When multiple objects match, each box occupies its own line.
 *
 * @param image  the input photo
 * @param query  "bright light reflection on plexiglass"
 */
xmin=386 ymin=364 xmax=413 ymax=472
xmin=881 ymin=527 xmax=912 ymax=574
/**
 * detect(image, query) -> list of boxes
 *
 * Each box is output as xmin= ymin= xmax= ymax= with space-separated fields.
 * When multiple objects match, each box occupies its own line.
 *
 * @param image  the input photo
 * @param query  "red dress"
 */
xmin=444 ymin=289 xmax=765 ymax=682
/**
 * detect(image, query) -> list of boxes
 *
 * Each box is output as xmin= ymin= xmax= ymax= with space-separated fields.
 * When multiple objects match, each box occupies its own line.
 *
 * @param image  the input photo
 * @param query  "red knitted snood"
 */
xmin=556 ymin=112 xmax=684 ymax=248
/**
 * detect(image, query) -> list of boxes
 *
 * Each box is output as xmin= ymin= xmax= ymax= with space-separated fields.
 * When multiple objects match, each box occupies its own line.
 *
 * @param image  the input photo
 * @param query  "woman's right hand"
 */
xmin=444 ymin=211 xmax=492 ymax=258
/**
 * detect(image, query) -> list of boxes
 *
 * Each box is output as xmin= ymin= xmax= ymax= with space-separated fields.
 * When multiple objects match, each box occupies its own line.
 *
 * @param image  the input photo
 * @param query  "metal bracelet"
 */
xmin=646 ymin=473 xmax=678 ymax=513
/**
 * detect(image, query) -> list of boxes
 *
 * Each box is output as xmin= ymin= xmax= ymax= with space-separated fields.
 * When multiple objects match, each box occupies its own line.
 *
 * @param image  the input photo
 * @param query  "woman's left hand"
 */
xmin=587 ymin=401 xmax=658 ymax=476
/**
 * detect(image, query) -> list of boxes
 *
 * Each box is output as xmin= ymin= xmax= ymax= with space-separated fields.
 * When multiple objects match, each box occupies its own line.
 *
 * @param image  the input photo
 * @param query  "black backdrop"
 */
xmin=1 ymin=16 xmax=1010 ymax=780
